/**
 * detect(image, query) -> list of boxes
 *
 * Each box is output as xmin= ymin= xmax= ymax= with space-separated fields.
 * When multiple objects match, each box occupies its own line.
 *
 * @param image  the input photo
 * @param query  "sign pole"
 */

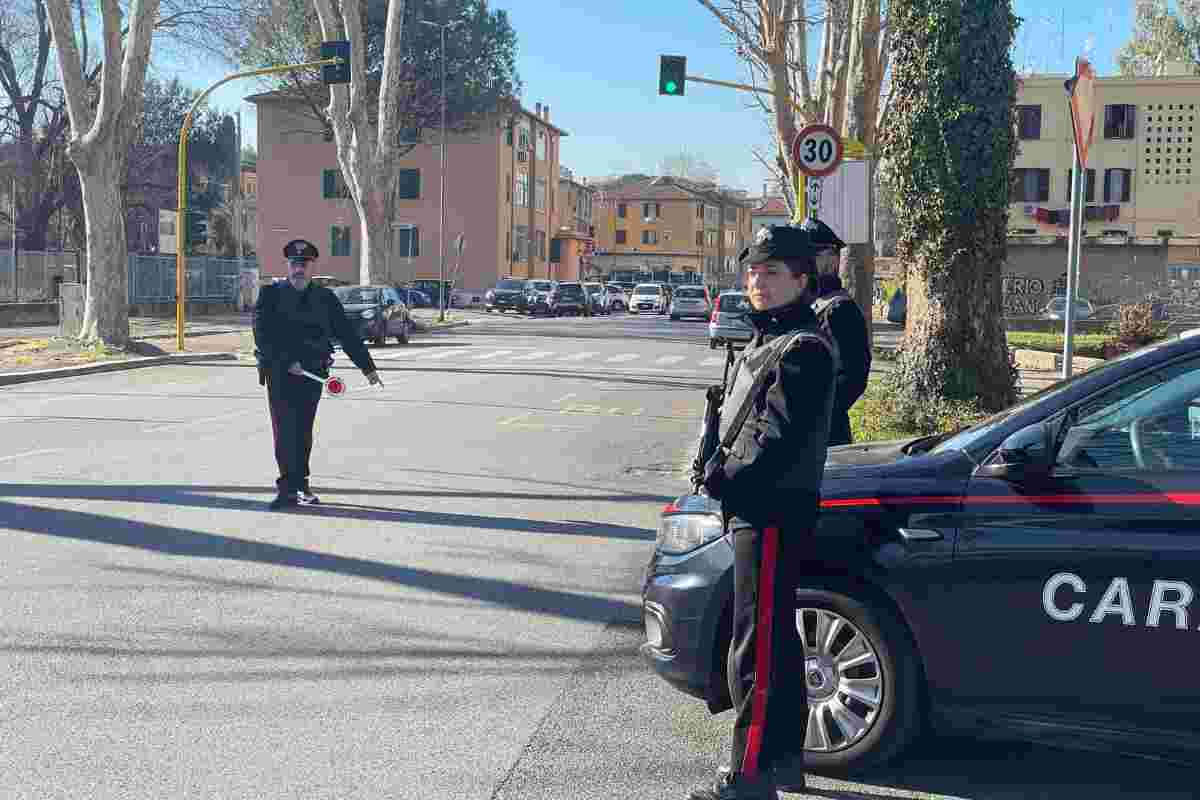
xmin=1062 ymin=56 xmax=1096 ymax=378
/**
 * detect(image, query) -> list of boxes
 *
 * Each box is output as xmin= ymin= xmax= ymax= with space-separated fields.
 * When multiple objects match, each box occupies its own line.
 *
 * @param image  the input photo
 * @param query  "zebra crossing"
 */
xmin=338 ymin=345 xmax=730 ymax=373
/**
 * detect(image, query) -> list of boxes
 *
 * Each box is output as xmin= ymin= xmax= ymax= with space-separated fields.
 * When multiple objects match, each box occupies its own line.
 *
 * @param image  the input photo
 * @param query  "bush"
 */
xmin=1099 ymin=302 xmax=1170 ymax=358
xmin=850 ymin=379 xmax=990 ymax=442
xmin=1005 ymin=332 xmax=1109 ymax=359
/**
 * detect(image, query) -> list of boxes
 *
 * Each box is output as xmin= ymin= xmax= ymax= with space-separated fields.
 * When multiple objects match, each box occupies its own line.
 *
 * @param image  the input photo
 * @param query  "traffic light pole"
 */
xmin=175 ymin=57 xmax=343 ymax=352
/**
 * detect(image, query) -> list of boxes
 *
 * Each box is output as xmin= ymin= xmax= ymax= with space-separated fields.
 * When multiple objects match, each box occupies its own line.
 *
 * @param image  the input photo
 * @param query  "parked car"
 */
xmin=485 ymin=277 xmax=530 ymax=314
xmin=644 ymin=328 xmax=1200 ymax=773
xmin=1043 ymin=296 xmax=1095 ymax=321
xmin=309 ymin=275 xmax=350 ymax=288
xmin=549 ymin=281 xmax=590 ymax=317
xmin=630 ymin=283 xmax=669 ymax=315
xmin=707 ymin=291 xmax=753 ymax=349
xmin=669 ymin=285 xmax=712 ymax=321
xmin=583 ymin=282 xmax=610 ymax=315
xmin=395 ymin=287 xmax=432 ymax=308
xmin=604 ymin=284 xmax=629 ymax=312
xmin=332 ymin=285 xmax=410 ymax=345
xmin=524 ymin=280 xmax=556 ymax=315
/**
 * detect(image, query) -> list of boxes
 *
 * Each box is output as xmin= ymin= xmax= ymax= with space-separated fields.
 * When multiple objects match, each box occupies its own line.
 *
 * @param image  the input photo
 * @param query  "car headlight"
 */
xmin=361 ymin=309 xmax=376 ymax=319
xmin=657 ymin=512 xmax=724 ymax=555
xmin=486 ymin=290 xmax=495 ymax=300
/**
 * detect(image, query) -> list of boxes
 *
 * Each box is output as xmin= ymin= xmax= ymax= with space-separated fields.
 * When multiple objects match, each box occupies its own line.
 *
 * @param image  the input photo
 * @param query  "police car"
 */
xmin=643 ymin=329 xmax=1200 ymax=771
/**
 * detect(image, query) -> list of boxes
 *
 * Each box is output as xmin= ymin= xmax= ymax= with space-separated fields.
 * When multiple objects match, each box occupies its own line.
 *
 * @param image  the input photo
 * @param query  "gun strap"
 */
xmin=717 ymin=331 xmax=804 ymax=453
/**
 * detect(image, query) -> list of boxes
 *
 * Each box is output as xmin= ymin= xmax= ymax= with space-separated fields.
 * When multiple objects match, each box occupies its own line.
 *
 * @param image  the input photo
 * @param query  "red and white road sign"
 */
xmin=791 ymin=124 xmax=844 ymax=178
xmin=1065 ymin=57 xmax=1097 ymax=167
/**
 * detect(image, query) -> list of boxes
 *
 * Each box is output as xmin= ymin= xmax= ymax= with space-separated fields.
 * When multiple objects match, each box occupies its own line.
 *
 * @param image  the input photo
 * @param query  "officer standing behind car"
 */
xmin=689 ymin=224 xmax=839 ymax=800
xmin=803 ymin=217 xmax=872 ymax=447
xmin=254 ymin=239 xmax=383 ymax=510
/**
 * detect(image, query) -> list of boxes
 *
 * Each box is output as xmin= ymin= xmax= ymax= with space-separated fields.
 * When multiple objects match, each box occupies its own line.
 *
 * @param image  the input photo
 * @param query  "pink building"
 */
xmin=248 ymin=92 xmax=571 ymax=294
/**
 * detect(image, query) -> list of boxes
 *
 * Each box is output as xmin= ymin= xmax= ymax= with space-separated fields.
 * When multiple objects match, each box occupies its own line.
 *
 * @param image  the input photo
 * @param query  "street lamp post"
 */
xmin=419 ymin=15 xmax=461 ymax=322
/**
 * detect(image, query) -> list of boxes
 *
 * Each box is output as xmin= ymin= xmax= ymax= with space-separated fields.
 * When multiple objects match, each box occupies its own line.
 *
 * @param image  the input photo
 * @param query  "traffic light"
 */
xmin=659 ymin=55 xmax=686 ymax=96
xmin=321 ymin=40 xmax=351 ymax=85
xmin=186 ymin=211 xmax=208 ymax=250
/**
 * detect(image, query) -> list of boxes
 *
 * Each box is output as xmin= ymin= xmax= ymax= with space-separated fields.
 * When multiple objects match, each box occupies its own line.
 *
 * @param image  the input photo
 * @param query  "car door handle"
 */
xmin=898 ymin=527 xmax=943 ymax=541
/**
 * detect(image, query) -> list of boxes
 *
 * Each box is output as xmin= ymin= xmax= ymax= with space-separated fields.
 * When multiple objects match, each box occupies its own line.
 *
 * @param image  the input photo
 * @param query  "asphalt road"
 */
xmin=2 ymin=318 xmax=1192 ymax=799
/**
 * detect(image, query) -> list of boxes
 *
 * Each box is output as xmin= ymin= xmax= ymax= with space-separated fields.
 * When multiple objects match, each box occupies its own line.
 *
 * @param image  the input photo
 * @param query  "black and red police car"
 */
xmin=643 ymin=330 xmax=1200 ymax=772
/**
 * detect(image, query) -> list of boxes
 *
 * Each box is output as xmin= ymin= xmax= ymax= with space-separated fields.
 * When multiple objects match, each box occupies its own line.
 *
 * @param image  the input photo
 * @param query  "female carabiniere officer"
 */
xmin=689 ymin=225 xmax=839 ymax=800
xmin=253 ymin=239 xmax=383 ymax=510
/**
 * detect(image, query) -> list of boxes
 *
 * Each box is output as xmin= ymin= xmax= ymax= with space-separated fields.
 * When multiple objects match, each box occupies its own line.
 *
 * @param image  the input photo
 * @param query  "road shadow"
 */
xmin=0 ymin=499 xmax=640 ymax=627
xmin=0 ymin=484 xmax=656 ymax=541
xmin=796 ymin=734 xmax=1198 ymax=799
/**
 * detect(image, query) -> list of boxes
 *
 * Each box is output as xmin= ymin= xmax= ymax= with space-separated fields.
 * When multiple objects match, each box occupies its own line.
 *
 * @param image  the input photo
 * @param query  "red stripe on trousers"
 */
xmin=741 ymin=525 xmax=780 ymax=779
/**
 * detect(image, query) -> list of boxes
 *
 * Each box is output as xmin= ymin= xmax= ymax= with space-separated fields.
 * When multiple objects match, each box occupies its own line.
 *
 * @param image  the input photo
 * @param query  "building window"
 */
xmin=506 ymin=230 xmax=511 ymax=258
xmin=505 ymin=122 xmax=514 ymax=147
xmin=696 ymin=230 xmax=703 ymax=246
xmin=536 ymin=230 xmax=546 ymax=259
xmin=536 ymin=130 xmax=546 ymax=161
xmin=506 ymin=173 xmax=511 ymax=203
xmin=705 ymin=205 xmax=719 ymax=225
xmin=617 ymin=202 xmax=627 ymax=219
xmin=518 ymin=125 xmax=530 ymax=151
xmin=616 ymin=229 xmax=627 ymax=244
xmin=696 ymin=203 xmax=704 ymax=218
xmin=515 ymin=174 xmax=529 ymax=208
xmin=1011 ymin=168 xmax=1049 ymax=202
xmin=642 ymin=202 xmax=660 ymax=220
xmin=396 ymin=168 xmax=420 ymax=200
xmin=642 ymin=230 xmax=658 ymax=245
xmin=394 ymin=225 xmax=420 ymax=258
xmin=706 ymin=230 xmax=719 ymax=247
xmin=1016 ymin=105 xmax=1042 ymax=139
xmin=725 ymin=229 xmax=736 ymax=246
xmin=322 ymin=169 xmax=351 ymax=199
xmin=1104 ymin=104 xmax=1136 ymax=139
xmin=330 ymin=225 xmax=352 ymax=257
xmin=515 ymin=225 xmax=529 ymax=261
xmin=535 ymin=177 xmax=547 ymax=211
xmin=1103 ymin=168 xmax=1132 ymax=202
xmin=1065 ymin=169 xmax=1096 ymax=202
xmin=724 ymin=205 xmax=737 ymax=222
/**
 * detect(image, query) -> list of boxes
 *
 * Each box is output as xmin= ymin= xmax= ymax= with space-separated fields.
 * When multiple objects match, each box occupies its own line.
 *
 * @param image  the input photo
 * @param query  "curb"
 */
xmin=0 ymin=351 xmax=237 ymax=387
xmin=412 ymin=320 xmax=471 ymax=333
xmin=1012 ymin=348 xmax=1104 ymax=372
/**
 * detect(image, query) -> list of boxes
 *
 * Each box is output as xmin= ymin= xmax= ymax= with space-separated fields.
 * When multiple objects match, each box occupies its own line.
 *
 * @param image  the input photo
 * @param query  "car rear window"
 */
xmin=633 ymin=284 xmax=661 ymax=295
xmin=529 ymin=281 xmax=553 ymax=292
xmin=675 ymin=288 xmax=706 ymax=299
xmin=496 ymin=279 xmax=525 ymax=290
xmin=718 ymin=294 xmax=750 ymax=312
xmin=334 ymin=287 xmax=381 ymax=304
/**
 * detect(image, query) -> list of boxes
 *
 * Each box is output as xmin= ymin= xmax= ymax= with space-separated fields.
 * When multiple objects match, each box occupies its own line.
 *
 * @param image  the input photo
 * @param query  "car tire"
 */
xmin=775 ymin=584 xmax=924 ymax=776
xmin=486 ymin=307 xmax=493 ymax=313
xmin=670 ymin=314 xmax=680 ymax=321
xmin=395 ymin=319 xmax=409 ymax=345
xmin=710 ymin=339 xmax=718 ymax=350
xmin=372 ymin=332 xmax=386 ymax=346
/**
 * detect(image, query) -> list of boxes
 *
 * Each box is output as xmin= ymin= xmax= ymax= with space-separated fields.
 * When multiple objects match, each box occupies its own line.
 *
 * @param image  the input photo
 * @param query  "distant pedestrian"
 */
xmin=803 ymin=218 xmax=872 ymax=447
xmin=253 ymin=239 xmax=382 ymax=510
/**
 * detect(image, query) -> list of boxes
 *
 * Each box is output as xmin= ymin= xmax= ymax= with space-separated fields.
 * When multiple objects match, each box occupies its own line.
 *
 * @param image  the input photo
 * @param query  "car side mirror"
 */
xmin=975 ymin=422 xmax=1052 ymax=482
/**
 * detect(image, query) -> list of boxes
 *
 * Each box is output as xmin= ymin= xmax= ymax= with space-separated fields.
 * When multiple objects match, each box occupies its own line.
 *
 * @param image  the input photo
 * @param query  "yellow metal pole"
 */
xmin=175 ymin=57 xmax=344 ymax=351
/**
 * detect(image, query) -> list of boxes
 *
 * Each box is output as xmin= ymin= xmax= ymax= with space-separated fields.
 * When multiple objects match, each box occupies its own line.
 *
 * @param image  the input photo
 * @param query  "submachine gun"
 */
xmin=691 ymin=340 xmax=742 ymax=493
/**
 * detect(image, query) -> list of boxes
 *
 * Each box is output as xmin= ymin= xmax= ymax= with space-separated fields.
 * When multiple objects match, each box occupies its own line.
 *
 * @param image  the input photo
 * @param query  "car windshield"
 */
xmin=930 ymin=336 xmax=1182 ymax=457
xmin=675 ymin=288 xmax=706 ymax=299
xmin=496 ymin=279 xmax=525 ymax=290
xmin=633 ymin=285 xmax=660 ymax=295
xmin=718 ymin=294 xmax=751 ymax=312
xmin=334 ymin=287 xmax=380 ymax=304
xmin=529 ymin=281 xmax=553 ymax=292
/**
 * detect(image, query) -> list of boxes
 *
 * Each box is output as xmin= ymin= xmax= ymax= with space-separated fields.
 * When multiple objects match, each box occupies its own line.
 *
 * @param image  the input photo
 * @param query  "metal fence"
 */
xmin=129 ymin=255 xmax=258 ymax=305
xmin=0 ymin=250 xmax=82 ymax=302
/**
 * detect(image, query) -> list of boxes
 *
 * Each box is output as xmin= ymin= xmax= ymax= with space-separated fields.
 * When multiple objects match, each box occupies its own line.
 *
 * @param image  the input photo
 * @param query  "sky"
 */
xmin=170 ymin=0 xmax=1142 ymax=194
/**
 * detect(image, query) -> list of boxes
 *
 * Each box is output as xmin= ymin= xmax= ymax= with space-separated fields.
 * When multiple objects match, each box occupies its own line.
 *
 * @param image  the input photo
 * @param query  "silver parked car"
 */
xmin=630 ymin=283 xmax=668 ymax=315
xmin=708 ymin=291 xmax=753 ymax=349
xmin=1043 ymin=296 xmax=1095 ymax=321
xmin=669 ymin=285 xmax=712 ymax=321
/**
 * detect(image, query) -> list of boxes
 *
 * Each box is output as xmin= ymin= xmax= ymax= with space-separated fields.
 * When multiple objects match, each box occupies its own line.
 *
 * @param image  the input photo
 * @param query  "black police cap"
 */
xmin=800 ymin=217 xmax=846 ymax=251
xmin=739 ymin=224 xmax=817 ymax=269
xmin=283 ymin=239 xmax=320 ymax=262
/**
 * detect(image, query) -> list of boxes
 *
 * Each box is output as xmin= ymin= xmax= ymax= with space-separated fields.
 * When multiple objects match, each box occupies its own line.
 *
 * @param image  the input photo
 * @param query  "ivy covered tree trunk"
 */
xmin=878 ymin=0 xmax=1019 ymax=420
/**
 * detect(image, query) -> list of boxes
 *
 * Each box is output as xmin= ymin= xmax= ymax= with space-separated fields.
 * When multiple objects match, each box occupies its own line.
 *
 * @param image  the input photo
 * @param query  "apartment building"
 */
xmin=249 ymin=91 xmax=568 ymax=293
xmin=1010 ymin=63 xmax=1198 ymax=241
xmin=590 ymin=176 xmax=753 ymax=288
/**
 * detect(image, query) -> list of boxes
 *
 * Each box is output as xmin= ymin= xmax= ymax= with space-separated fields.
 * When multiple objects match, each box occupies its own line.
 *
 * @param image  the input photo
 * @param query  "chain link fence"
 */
xmin=0 ymin=251 xmax=82 ymax=302
xmin=129 ymin=255 xmax=257 ymax=304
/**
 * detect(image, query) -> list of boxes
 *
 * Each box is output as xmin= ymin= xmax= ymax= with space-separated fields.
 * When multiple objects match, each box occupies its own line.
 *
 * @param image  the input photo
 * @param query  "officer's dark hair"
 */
xmin=781 ymin=256 xmax=819 ymax=294
xmin=817 ymin=273 xmax=843 ymax=295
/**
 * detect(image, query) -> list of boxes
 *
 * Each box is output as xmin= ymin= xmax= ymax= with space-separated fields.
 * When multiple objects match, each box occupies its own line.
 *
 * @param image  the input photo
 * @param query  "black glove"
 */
xmin=701 ymin=454 xmax=729 ymax=500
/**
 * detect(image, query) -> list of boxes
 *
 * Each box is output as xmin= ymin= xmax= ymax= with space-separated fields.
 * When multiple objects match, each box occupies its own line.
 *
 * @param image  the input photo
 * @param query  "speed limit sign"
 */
xmin=791 ymin=124 xmax=843 ymax=177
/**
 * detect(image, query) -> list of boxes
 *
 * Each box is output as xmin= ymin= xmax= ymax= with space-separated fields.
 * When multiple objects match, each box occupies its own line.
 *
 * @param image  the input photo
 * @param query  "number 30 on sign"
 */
xmin=791 ymin=124 xmax=843 ymax=177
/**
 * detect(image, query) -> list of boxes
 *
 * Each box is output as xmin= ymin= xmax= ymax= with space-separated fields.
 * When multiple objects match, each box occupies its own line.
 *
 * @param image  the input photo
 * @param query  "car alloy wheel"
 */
xmin=798 ymin=607 xmax=882 ymax=753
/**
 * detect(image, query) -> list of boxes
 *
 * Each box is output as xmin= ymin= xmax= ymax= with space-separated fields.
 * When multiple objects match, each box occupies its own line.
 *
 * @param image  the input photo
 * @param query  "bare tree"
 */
xmin=695 ymin=0 xmax=890 ymax=332
xmin=45 ymin=0 xmax=160 ymax=346
xmin=659 ymin=150 xmax=721 ymax=183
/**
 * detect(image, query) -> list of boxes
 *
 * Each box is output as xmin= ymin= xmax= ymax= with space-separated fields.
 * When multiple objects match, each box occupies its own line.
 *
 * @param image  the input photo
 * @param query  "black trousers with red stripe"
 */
xmin=727 ymin=521 xmax=810 ymax=780
xmin=266 ymin=371 xmax=323 ymax=493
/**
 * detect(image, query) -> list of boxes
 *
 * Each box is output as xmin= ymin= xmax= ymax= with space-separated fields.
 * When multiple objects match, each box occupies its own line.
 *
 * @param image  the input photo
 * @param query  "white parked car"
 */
xmin=629 ymin=283 xmax=668 ymax=315
xmin=1043 ymin=296 xmax=1095 ymax=321
xmin=669 ymin=285 xmax=712 ymax=321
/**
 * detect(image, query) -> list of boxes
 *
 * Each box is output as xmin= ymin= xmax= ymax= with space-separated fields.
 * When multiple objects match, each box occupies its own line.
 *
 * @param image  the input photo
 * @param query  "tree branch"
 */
xmin=43 ymin=0 xmax=89 ymax=134
xmin=374 ymin=0 xmax=405 ymax=161
xmin=695 ymin=0 xmax=768 ymax=61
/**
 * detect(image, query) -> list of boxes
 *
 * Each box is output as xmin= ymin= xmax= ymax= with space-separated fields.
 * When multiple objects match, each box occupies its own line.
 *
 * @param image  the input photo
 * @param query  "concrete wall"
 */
xmin=1001 ymin=241 xmax=1170 ymax=315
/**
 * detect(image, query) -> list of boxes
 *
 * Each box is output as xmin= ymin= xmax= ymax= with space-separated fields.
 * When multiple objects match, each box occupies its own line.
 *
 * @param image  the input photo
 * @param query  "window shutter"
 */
xmin=1086 ymin=170 xmax=1095 ymax=203
xmin=1037 ymin=169 xmax=1049 ymax=202
xmin=1065 ymin=169 xmax=1072 ymax=201
xmin=323 ymin=169 xmax=335 ymax=199
xmin=1121 ymin=170 xmax=1131 ymax=202
xmin=1103 ymin=169 xmax=1112 ymax=203
xmin=1122 ymin=105 xmax=1135 ymax=138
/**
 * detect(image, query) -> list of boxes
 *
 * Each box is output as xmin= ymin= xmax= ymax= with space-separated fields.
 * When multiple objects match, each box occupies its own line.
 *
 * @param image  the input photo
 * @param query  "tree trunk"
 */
xmin=356 ymin=180 xmax=392 ymax=285
xmin=75 ymin=154 xmax=130 ymax=345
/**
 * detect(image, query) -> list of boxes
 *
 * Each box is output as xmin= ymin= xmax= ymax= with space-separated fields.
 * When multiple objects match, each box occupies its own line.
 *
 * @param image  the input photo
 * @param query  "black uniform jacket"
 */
xmin=814 ymin=290 xmax=871 ymax=415
xmin=253 ymin=280 xmax=378 ymax=385
xmin=704 ymin=297 xmax=837 ymax=531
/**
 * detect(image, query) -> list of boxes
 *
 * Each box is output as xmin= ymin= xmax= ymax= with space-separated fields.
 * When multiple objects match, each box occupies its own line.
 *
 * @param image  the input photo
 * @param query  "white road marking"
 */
xmin=699 ymin=357 xmax=724 ymax=367
xmin=558 ymin=352 xmax=597 ymax=362
xmin=372 ymin=350 xmax=422 ymax=360
xmin=143 ymin=407 xmax=263 ymax=434
xmin=419 ymin=350 xmax=460 ymax=360
xmin=509 ymin=351 xmax=554 ymax=361
xmin=654 ymin=356 xmax=687 ymax=365
xmin=555 ymin=393 xmax=578 ymax=403
xmin=471 ymin=350 xmax=513 ymax=360
xmin=606 ymin=353 xmax=639 ymax=363
xmin=0 ymin=448 xmax=67 ymax=464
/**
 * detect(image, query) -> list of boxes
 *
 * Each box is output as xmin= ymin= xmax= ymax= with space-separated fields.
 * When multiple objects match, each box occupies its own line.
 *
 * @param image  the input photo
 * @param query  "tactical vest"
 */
xmin=273 ymin=282 xmax=335 ymax=372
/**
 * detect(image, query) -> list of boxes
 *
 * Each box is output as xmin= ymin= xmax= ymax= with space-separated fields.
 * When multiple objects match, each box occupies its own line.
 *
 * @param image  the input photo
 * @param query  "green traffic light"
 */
xmin=665 ymin=81 xmax=678 ymax=94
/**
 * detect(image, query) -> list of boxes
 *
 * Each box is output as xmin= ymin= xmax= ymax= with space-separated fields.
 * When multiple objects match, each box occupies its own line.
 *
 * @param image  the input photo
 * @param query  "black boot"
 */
xmin=269 ymin=491 xmax=298 ymax=511
xmin=687 ymin=768 xmax=777 ymax=800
